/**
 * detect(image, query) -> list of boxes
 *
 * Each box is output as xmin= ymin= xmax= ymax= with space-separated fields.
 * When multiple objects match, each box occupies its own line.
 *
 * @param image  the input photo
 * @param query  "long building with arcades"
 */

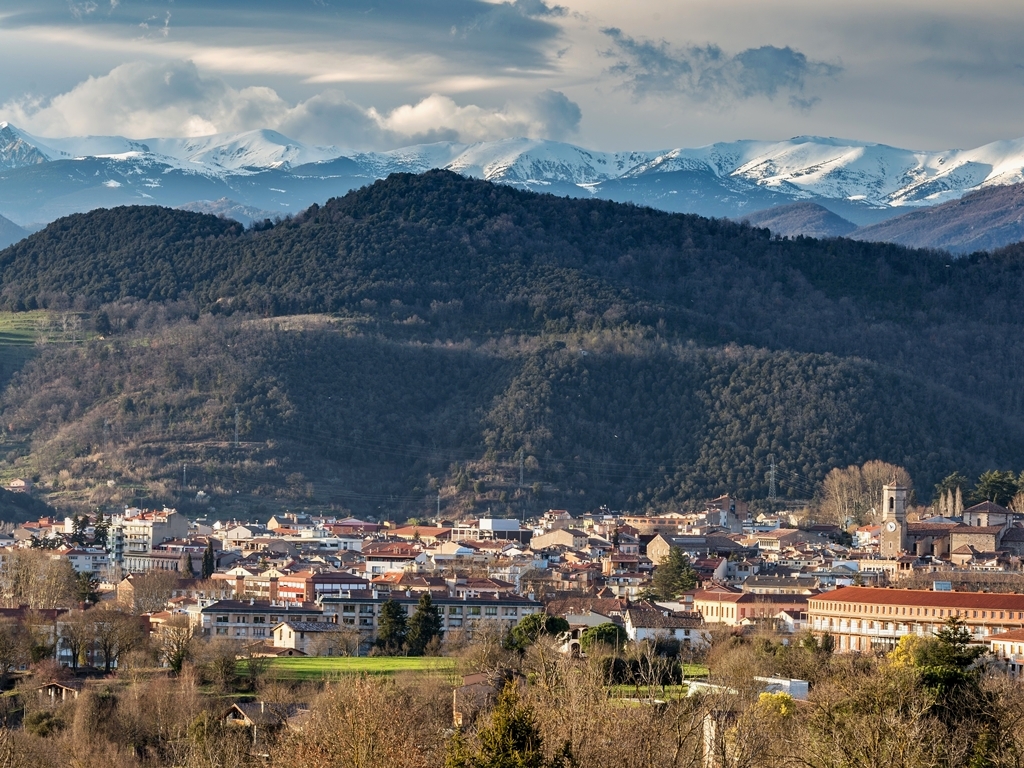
xmin=808 ymin=585 xmax=1024 ymax=652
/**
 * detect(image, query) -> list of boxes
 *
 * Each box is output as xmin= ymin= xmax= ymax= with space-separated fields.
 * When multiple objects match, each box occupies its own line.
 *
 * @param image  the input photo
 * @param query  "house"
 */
xmin=4 ymin=478 xmax=32 ymax=493
xmin=224 ymin=702 xmax=310 ymax=746
xmin=693 ymin=587 xmax=812 ymax=627
xmin=272 ymin=620 xmax=353 ymax=656
xmin=530 ymin=528 xmax=590 ymax=551
xmin=196 ymin=599 xmax=323 ymax=640
xmin=754 ymin=529 xmax=806 ymax=552
xmin=989 ymin=628 xmax=1024 ymax=676
xmin=389 ymin=526 xmax=452 ymax=545
xmin=453 ymin=672 xmax=519 ymax=728
xmin=624 ymin=607 xmax=706 ymax=648
xmin=362 ymin=542 xmax=426 ymax=575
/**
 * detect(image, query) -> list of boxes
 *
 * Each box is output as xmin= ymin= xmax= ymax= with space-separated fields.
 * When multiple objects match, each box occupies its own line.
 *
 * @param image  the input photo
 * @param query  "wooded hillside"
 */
xmin=1 ymin=171 xmax=1023 ymax=517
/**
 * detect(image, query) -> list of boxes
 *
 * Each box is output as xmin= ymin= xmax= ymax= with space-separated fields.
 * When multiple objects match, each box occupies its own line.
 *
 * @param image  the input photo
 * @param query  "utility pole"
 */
xmin=234 ymin=406 xmax=240 ymax=448
xmin=182 ymin=463 xmax=187 ymax=490
xmin=519 ymin=450 xmax=525 ymax=489
xmin=768 ymin=454 xmax=777 ymax=505
xmin=437 ymin=493 xmax=441 ymax=518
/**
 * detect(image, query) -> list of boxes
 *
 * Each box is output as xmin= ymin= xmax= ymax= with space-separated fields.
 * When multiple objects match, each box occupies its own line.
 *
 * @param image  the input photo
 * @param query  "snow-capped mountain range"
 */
xmin=5 ymin=120 xmax=1024 ymax=242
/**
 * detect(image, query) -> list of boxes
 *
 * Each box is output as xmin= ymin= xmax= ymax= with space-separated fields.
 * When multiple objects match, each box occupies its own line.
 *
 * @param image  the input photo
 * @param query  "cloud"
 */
xmin=0 ymin=60 xmax=290 ymax=138
xmin=602 ymin=28 xmax=840 ymax=107
xmin=3 ymin=0 xmax=569 ymax=74
xmin=0 ymin=60 xmax=581 ymax=148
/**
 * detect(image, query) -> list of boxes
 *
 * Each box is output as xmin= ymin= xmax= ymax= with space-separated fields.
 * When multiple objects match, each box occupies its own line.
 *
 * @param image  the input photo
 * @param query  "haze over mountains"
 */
xmin=5 ymin=121 xmax=1024 ymax=252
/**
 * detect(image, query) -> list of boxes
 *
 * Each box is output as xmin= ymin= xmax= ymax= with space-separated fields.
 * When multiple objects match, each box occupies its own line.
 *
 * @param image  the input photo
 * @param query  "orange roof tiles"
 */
xmin=813 ymin=586 xmax=1024 ymax=611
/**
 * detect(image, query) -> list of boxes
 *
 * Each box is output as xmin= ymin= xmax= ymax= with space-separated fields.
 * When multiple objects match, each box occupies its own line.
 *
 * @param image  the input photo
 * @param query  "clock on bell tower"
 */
xmin=880 ymin=482 xmax=908 ymax=556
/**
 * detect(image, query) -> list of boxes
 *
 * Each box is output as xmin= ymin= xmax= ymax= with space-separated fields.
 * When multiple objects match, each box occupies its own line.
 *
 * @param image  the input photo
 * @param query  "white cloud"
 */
xmin=0 ymin=60 xmax=581 ymax=148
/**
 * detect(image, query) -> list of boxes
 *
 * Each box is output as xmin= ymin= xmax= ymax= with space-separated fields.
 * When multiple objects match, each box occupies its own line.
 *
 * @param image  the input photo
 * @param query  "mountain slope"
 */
xmin=851 ymin=183 xmax=1024 ymax=253
xmin=739 ymin=202 xmax=858 ymax=239
xmin=0 ymin=173 xmax=1023 ymax=516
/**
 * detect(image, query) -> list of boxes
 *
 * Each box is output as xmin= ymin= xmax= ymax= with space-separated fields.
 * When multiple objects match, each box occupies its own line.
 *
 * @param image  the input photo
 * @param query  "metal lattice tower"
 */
xmin=768 ymin=454 xmax=777 ymax=504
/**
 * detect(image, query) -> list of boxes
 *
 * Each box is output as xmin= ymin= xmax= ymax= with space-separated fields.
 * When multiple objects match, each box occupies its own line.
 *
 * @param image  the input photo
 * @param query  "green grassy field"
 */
xmin=0 ymin=311 xmax=49 ymax=346
xmin=246 ymin=656 xmax=457 ymax=681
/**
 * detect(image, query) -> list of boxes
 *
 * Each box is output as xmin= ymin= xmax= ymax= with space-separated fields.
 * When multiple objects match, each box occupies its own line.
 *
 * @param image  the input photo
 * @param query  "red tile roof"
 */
xmin=813 ymin=586 xmax=1024 ymax=611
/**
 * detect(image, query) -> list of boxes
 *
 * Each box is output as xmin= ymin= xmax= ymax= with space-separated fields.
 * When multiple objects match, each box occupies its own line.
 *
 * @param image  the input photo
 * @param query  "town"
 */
xmin=3 ymin=467 xmax=1024 ymax=669
xmin=2 ymin=463 xmax=1024 ymax=765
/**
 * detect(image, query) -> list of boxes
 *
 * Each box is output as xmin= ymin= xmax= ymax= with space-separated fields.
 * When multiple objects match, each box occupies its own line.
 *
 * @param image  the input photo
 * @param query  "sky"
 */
xmin=1 ymin=0 xmax=1023 ymax=152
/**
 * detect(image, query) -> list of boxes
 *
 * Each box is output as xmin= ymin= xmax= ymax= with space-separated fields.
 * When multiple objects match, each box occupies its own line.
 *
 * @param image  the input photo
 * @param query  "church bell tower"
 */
xmin=880 ymin=481 xmax=908 ymax=557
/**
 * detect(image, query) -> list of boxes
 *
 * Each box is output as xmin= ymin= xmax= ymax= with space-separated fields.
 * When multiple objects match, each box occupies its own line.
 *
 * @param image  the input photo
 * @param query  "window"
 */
xmin=253 ymin=628 xmax=266 ymax=637
xmin=360 ymin=605 xmax=375 ymax=615
xmin=215 ymin=628 xmax=227 ymax=635
xmin=216 ymin=615 xmax=229 ymax=623
xmin=468 ymin=606 xmax=481 ymax=616
xmin=485 ymin=607 xmax=497 ymax=616
xmin=449 ymin=606 xmax=462 ymax=615
xmin=253 ymin=616 xmax=266 ymax=624
xmin=343 ymin=605 xmax=356 ymax=614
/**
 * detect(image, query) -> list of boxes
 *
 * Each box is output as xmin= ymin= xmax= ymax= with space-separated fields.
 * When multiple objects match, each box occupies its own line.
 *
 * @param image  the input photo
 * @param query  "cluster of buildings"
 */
xmin=4 ymin=483 xmax=1024 ymax=670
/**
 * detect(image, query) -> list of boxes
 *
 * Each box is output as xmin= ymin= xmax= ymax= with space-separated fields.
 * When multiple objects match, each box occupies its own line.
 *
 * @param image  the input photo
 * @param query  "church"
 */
xmin=880 ymin=482 xmax=1024 ymax=565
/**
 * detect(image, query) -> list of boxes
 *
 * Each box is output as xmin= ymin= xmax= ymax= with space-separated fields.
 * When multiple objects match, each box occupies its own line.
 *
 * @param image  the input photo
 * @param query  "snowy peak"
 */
xmin=8 ymin=122 xmax=1024 ymax=240
xmin=0 ymin=123 xmax=55 ymax=169
xmin=145 ymin=129 xmax=343 ymax=171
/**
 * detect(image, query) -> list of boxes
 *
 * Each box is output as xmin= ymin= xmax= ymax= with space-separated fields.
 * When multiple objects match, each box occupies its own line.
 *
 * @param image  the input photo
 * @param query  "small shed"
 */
xmin=36 ymin=681 xmax=82 ymax=704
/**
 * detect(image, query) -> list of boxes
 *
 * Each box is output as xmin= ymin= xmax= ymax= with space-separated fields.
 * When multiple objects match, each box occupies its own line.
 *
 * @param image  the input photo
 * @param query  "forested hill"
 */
xmin=1 ymin=171 xmax=1024 ymax=517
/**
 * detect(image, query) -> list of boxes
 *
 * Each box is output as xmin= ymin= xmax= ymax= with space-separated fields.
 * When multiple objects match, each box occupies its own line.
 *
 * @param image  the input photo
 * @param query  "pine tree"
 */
xmin=201 ymin=539 xmax=216 ymax=579
xmin=406 ymin=592 xmax=443 ymax=656
xmin=70 ymin=515 xmax=87 ymax=545
xmin=445 ymin=682 xmax=575 ymax=768
xmin=93 ymin=510 xmax=109 ymax=549
xmin=651 ymin=547 xmax=698 ymax=599
xmin=375 ymin=599 xmax=408 ymax=654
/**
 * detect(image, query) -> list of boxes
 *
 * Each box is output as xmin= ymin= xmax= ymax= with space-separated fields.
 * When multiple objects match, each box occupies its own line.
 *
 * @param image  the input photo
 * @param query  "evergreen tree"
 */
xmin=406 ymin=592 xmax=443 ymax=655
xmin=375 ymin=599 xmax=408 ymax=654
xmin=75 ymin=572 xmax=100 ymax=605
xmin=201 ymin=539 xmax=216 ymax=579
xmin=181 ymin=553 xmax=196 ymax=578
xmin=506 ymin=613 xmax=570 ymax=652
xmin=973 ymin=470 xmax=1018 ymax=506
xmin=93 ymin=510 xmax=109 ymax=549
xmin=70 ymin=515 xmax=87 ymax=545
xmin=446 ymin=683 xmax=574 ymax=768
xmin=651 ymin=547 xmax=698 ymax=599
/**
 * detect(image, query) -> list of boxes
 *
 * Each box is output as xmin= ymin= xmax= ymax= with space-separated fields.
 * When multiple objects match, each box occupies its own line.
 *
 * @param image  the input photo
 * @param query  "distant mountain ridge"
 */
xmin=0 ymin=212 xmax=28 ymax=249
xmin=6 ymin=122 xmax=1024 ymax=249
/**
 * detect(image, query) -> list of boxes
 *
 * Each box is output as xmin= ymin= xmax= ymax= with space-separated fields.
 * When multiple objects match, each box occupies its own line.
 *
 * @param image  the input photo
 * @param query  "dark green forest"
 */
xmin=1 ymin=171 xmax=1023 ymax=517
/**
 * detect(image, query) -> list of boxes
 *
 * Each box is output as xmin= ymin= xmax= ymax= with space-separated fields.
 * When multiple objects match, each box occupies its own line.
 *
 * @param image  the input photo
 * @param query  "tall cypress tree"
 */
xmin=201 ymin=539 xmax=216 ymax=579
xmin=407 ymin=592 xmax=443 ymax=655
xmin=376 ymin=599 xmax=408 ymax=654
